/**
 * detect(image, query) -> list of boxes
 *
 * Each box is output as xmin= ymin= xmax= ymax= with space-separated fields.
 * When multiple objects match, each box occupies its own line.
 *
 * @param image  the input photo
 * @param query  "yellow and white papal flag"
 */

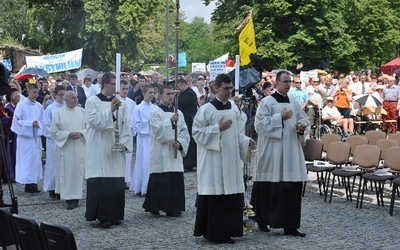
xmin=238 ymin=16 xmax=256 ymax=66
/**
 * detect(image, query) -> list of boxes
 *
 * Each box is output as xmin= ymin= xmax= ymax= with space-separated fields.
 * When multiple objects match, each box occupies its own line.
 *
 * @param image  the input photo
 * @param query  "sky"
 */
xmin=180 ymin=0 xmax=216 ymax=23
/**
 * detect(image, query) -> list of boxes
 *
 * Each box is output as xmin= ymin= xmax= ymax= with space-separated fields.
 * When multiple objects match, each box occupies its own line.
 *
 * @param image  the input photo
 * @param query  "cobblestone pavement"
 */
xmin=2 ymin=171 xmax=400 ymax=249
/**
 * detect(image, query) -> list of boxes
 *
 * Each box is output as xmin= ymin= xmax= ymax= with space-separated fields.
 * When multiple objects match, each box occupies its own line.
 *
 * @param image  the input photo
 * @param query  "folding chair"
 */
xmin=0 ymin=208 xmax=19 ymax=250
xmin=12 ymin=214 xmax=46 ymax=250
xmin=40 ymin=221 xmax=78 ymax=250
xmin=302 ymin=139 xmax=324 ymax=196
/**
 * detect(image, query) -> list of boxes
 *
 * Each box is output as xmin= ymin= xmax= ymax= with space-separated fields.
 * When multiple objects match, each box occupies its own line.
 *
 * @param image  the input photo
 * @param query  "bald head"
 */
xmin=65 ymin=90 xmax=78 ymax=108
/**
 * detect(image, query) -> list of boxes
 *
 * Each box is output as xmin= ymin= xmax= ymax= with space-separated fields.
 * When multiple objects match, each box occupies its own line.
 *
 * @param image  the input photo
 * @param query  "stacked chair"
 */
xmin=0 ymin=210 xmax=78 ymax=250
xmin=302 ymin=139 xmax=324 ymax=196
xmin=304 ymin=133 xmax=400 ymax=215
xmin=360 ymin=145 xmax=400 ymax=209
xmin=0 ymin=208 xmax=19 ymax=250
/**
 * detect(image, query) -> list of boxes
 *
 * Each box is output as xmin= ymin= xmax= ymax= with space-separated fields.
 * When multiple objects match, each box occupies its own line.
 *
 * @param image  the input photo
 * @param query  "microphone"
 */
xmin=249 ymin=53 xmax=273 ymax=72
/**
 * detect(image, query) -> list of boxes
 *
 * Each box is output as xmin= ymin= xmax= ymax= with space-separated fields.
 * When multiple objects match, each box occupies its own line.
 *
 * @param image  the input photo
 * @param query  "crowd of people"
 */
xmin=264 ymin=71 xmax=400 ymax=137
xmin=0 ymin=67 xmax=399 ymax=244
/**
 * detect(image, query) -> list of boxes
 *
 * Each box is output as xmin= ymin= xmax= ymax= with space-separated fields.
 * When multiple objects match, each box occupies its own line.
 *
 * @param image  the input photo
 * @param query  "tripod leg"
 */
xmin=0 ymin=119 xmax=18 ymax=213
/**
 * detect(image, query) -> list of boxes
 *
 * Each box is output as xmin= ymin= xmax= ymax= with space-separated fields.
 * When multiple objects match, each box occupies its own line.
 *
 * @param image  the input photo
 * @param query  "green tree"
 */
xmin=25 ymin=0 xmax=166 ymax=71
xmin=179 ymin=17 xmax=225 ymax=72
xmin=0 ymin=0 xmax=30 ymax=45
xmin=343 ymin=0 xmax=400 ymax=70
xmin=205 ymin=0 xmax=400 ymax=72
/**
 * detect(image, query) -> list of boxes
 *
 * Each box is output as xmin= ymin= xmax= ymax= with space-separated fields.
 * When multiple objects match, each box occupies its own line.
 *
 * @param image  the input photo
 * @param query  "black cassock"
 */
xmin=251 ymin=91 xmax=303 ymax=230
xmin=177 ymin=87 xmax=198 ymax=171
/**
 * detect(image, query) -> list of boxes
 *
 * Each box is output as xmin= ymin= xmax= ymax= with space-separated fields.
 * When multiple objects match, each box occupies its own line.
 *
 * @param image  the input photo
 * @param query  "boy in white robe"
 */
xmin=51 ymin=91 xmax=87 ymax=210
xmin=11 ymin=84 xmax=44 ymax=193
xmin=43 ymin=85 xmax=66 ymax=198
xmin=130 ymin=85 xmax=156 ymax=196
xmin=120 ymin=80 xmax=137 ymax=188
xmin=193 ymin=74 xmax=254 ymax=244
xmin=142 ymin=85 xmax=190 ymax=216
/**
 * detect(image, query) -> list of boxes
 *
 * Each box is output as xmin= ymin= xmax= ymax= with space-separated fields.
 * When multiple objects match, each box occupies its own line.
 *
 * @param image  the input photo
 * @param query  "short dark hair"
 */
xmin=215 ymin=74 xmax=231 ymax=87
xmin=276 ymin=71 xmax=290 ymax=81
xmin=142 ymin=84 xmax=153 ymax=94
xmin=262 ymin=82 xmax=272 ymax=90
xmin=159 ymin=85 xmax=173 ymax=95
xmin=28 ymin=84 xmax=39 ymax=90
xmin=54 ymin=85 xmax=66 ymax=95
xmin=120 ymin=79 xmax=129 ymax=85
xmin=102 ymin=73 xmax=116 ymax=86
xmin=69 ymin=74 xmax=78 ymax=79
xmin=177 ymin=78 xmax=187 ymax=86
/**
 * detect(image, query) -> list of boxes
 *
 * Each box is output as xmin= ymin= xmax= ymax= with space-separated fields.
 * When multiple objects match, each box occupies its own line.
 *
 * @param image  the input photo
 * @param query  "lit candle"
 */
xmin=116 ymin=53 xmax=121 ymax=94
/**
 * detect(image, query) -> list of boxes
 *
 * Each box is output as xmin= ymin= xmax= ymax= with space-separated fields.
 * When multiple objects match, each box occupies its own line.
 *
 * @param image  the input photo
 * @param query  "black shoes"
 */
xmin=24 ymin=184 xmax=40 ymax=193
xmin=99 ymin=221 xmax=112 ymax=229
xmin=111 ymin=220 xmax=121 ymax=225
xmin=99 ymin=220 xmax=121 ymax=228
xmin=49 ymin=190 xmax=60 ymax=200
xmin=284 ymin=228 xmax=306 ymax=237
xmin=258 ymin=225 xmax=270 ymax=232
xmin=66 ymin=200 xmax=79 ymax=210
xmin=211 ymin=238 xmax=235 ymax=244
xmin=166 ymin=211 xmax=182 ymax=217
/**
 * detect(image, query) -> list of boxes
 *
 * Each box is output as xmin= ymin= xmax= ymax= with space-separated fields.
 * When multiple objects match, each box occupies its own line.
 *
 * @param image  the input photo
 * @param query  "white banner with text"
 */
xmin=26 ymin=48 xmax=83 ymax=73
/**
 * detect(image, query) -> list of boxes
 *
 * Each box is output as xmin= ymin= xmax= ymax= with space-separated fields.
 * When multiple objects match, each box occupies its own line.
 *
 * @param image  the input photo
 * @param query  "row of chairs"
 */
xmin=303 ymin=134 xmax=400 ymax=215
xmin=0 ymin=208 xmax=77 ymax=250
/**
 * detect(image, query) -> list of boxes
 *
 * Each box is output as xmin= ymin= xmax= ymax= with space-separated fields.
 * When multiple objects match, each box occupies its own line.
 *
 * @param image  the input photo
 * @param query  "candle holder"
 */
xmin=111 ymin=95 xmax=124 ymax=152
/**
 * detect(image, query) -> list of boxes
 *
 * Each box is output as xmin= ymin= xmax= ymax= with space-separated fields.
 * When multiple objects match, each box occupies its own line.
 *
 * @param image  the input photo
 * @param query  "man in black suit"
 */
xmin=67 ymin=74 xmax=86 ymax=108
xmin=177 ymin=78 xmax=198 ymax=172
xmin=37 ymin=79 xmax=51 ymax=104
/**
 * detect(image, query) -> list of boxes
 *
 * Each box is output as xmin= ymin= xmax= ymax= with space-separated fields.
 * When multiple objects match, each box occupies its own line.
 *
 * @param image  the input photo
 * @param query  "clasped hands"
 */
xmin=69 ymin=132 xmax=83 ymax=140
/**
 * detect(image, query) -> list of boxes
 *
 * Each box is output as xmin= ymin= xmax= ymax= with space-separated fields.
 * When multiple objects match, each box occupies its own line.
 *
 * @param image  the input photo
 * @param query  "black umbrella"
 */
xmin=20 ymin=67 xmax=49 ymax=76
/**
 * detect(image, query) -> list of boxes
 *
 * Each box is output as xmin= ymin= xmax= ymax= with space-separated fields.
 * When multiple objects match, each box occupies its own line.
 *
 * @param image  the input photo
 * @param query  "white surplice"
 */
xmin=192 ymin=101 xmax=250 ymax=195
xmin=149 ymin=107 xmax=190 ymax=173
xmin=51 ymin=106 xmax=86 ymax=199
xmin=254 ymin=95 xmax=311 ymax=182
xmin=121 ymin=96 xmax=137 ymax=183
xmin=85 ymin=96 xmax=132 ymax=178
xmin=129 ymin=101 xmax=156 ymax=194
xmin=10 ymin=98 xmax=44 ymax=184
xmin=43 ymin=101 xmax=65 ymax=191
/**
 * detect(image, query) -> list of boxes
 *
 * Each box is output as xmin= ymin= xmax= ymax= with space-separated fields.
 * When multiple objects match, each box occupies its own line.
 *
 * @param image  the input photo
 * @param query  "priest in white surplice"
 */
xmin=129 ymin=85 xmax=156 ymax=196
xmin=85 ymin=73 xmax=132 ymax=229
xmin=193 ymin=74 xmax=254 ymax=244
xmin=142 ymin=85 xmax=190 ymax=217
xmin=252 ymin=71 xmax=310 ymax=237
xmin=51 ymin=91 xmax=87 ymax=210
xmin=120 ymin=80 xmax=137 ymax=188
xmin=43 ymin=85 xmax=66 ymax=199
xmin=11 ymin=84 xmax=44 ymax=193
